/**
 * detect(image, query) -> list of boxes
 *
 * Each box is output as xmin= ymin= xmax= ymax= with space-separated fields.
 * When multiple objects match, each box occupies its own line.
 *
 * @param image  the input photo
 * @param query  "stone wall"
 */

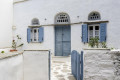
xmin=110 ymin=50 xmax=120 ymax=80
xmin=83 ymin=49 xmax=115 ymax=80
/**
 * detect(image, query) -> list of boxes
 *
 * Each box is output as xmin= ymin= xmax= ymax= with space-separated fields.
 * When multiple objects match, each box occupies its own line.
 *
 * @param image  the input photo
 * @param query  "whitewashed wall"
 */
xmin=83 ymin=49 xmax=114 ymax=80
xmin=23 ymin=51 xmax=50 ymax=80
xmin=14 ymin=0 xmax=120 ymax=54
xmin=0 ymin=54 xmax=23 ymax=80
xmin=0 ymin=0 xmax=13 ymax=48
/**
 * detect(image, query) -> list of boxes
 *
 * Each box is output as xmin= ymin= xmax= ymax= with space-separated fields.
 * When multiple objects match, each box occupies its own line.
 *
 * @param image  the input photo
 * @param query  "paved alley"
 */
xmin=51 ymin=56 xmax=76 ymax=80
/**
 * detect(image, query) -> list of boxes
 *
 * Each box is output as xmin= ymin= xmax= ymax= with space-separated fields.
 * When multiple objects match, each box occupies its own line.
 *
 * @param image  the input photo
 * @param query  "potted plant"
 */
xmin=10 ymin=35 xmax=24 ymax=52
xmin=88 ymin=37 xmax=107 ymax=48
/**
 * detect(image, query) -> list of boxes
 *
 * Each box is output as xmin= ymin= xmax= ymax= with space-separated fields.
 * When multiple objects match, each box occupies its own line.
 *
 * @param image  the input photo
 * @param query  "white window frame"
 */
xmin=88 ymin=24 xmax=100 ymax=42
xmin=31 ymin=28 xmax=39 ymax=42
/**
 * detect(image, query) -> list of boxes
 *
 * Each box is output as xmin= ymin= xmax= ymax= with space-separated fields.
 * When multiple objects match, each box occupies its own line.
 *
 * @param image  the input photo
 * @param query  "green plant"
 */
xmin=1 ymin=51 xmax=5 ymax=54
xmin=94 ymin=37 xmax=99 ymax=48
xmin=12 ymin=35 xmax=24 ymax=50
xmin=88 ymin=37 xmax=99 ymax=48
xmin=101 ymin=42 xmax=107 ymax=48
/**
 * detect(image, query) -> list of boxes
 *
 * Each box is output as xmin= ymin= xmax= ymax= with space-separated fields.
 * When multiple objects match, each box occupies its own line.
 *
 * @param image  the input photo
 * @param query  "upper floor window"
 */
xmin=55 ymin=13 xmax=70 ymax=24
xmin=88 ymin=12 xmax=101 ymax=20
xmin=31 ymin=18 xmax=40 ymax=25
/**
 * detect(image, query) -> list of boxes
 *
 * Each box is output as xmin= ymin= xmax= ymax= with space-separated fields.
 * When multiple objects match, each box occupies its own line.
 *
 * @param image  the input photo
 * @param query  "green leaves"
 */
xmin=1 ymin=51 xmax=5 ymax=54
xmin=101 ymin=42 xmax=107 ymax=48
xmin=12 ymin=35 xmax=24 ymax=50
xmin=88 ymin=37 xmax=99 ymax=48
xmin=88 ymin=37 xmax=107 ymax=48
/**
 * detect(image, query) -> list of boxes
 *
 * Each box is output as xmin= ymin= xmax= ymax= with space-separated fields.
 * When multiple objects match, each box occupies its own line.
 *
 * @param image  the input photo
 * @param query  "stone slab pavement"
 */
xmin=51 ymin=56 xmax=76 ymax=80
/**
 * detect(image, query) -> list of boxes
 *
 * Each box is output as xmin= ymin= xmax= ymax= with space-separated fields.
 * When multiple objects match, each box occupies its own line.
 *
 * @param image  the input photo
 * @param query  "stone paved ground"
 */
xmin=51 ymin=56 xmax=76 ymax=80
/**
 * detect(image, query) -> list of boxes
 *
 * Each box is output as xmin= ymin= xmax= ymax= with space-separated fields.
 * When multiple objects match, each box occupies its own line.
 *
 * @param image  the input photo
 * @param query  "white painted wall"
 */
xmin=23 ymin=51 xmax=50 ymax=80
xmin=0 ymin=0 xmax=13 ymax=48
xmin=0 ymin=54 xmax=23 ymax=80
xmin=14 ymin=0 xmax=120 ymax=54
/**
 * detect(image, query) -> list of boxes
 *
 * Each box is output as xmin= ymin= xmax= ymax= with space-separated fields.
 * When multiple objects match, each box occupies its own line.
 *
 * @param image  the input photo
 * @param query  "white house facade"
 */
xmin=0 ymin=0 xmax=13 ymax=48
xmin=13 ymin=0 xmax=120 ymax=56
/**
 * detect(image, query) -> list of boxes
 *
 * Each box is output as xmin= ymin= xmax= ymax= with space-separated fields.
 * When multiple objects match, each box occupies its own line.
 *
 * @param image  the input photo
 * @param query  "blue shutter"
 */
xmin=39 ymin=27 xmax=44 ymax=43
xmin=82 ymin=24 xmax=88 ymax=43
xmin=100 ymin=23 xmax=107 ymax=42
xmin=27 ymin=28 xmax=31 ymax=43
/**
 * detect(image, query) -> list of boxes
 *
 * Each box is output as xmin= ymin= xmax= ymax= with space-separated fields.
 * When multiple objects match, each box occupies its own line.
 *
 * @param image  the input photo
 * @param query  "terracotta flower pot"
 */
xmin=10 ymin=50 xmax=17 ymax=52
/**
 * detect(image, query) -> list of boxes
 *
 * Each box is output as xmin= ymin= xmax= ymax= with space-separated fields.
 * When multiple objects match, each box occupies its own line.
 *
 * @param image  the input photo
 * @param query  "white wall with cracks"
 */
xmin=83 ymin=49 xmax=120 ymax=80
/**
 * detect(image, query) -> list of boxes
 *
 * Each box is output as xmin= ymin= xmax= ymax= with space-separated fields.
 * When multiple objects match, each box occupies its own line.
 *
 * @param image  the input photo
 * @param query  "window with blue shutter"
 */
xmin=82 ymin=24 xmax=88 ymax=43
xmin=27 ymin=28 xmax=31 ymax=43
xmin=39 ymin=27 xmax=44 ymax=43
xmin=100 ymin=23 xmax=107 ymax=42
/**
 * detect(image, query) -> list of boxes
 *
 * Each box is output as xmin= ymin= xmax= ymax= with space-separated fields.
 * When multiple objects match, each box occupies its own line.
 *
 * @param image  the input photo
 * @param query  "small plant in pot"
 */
xmin=88 ymin=37 xmax=99 ymax=48
xmin=10 ymin=35 xmax=24 ymax=52
xmin=88 ymin=37 xmax=107 ymax=48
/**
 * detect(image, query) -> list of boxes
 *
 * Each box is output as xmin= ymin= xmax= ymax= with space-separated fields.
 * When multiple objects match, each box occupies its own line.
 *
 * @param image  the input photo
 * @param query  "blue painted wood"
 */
xmin=100 ymin=23 xmax=107 ymax=42
xmin=77 ymin=53 xmax=80 ymax=80
xmin=49 ymin=51 xmax=51 ymax=80
xmin=55 ymin=26 xmax=63 ymax=56
xmin=39 ymin=27 xmax=44 ymax=43
xmin=27 ymin=28 xmax=31 ymax=43
xmin=71 ymin=51 xmax=75 ymax=76
xmin=81 ymin=51 xmax=84 ymax=80
xmin=55 ymin=25 xmax=71 ymax=56
xmin=74 ymin=51 xmax=77 ymax=78
xmin=71 ymin=50 xmax=77 ymax=78
xmin=71 ymin=50 xmax=84 ymax=80
xmin=82 ymin=24 xmax=88 ymax=43
xmin=62 ymin=25 xmax=71 ymax=56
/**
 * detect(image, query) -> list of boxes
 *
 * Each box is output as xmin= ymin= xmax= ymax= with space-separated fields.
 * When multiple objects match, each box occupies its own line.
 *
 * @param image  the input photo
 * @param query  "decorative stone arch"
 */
xmin=31 ymin=18 xmax=40 ymax=25
xmin=88 ymin=11 xmax=101 ymax=20
xmin=55 ymin=13 xmax=70 ymax=24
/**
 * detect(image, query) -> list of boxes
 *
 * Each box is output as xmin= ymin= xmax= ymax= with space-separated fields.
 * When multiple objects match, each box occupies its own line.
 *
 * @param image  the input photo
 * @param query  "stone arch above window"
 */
xmin=88 ymin=12 xmax=101 ymax=20
xmin=31 ymin=18 xmax=40 ymax=25
xmin=55 ymin=13 xmax=70 ymax=24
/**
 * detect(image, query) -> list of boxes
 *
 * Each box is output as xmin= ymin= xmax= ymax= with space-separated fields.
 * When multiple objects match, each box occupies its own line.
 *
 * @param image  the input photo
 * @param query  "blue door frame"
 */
xmin=55 ymin=25 xmax=71 ymax=56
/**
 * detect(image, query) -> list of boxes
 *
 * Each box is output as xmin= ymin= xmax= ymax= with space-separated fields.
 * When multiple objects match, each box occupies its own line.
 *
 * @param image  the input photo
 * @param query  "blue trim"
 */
xmin=81 ymin=51 xmax=84 ymax=80
xmin=48 ymin=51 xmax=51 ymax=80
xmin=100 ymin=23 xmax=107 ymax=42
xmin=82 ymin=24 xmax=88 ymax=43
xmin=27 ymin=28 xmax=31 ymax=43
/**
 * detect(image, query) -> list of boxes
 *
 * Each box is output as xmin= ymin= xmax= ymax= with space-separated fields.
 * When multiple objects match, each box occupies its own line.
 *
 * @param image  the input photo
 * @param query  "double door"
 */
xmin=55 ymin=25 xmax=71 ymax=56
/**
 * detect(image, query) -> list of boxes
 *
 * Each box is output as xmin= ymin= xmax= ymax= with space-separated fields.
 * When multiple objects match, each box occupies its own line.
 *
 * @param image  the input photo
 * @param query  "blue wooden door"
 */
xmin=55 ymin=25 xmax=71 ymax=56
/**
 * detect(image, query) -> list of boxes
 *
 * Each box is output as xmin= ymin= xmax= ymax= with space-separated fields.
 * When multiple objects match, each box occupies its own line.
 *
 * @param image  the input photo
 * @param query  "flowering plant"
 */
xmin=12 ymin=35 xmax=24 ymax=50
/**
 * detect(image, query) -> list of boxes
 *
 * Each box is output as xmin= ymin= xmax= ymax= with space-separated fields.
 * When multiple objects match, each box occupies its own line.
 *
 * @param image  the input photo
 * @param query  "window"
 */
xmin=88 ymin=12 xmax=101 ymax=20
xmin=55 ymin=13 xmax=70 ymax=24
xmin=31 ymin=28 xmax=39 ymax=42
xmin=27 ymin=27 xmax=44 ymax=43
xmin=88 ymin=24 xmax=100 ymax=41
xmin=82 ymin=23 xmax=107 ymax=43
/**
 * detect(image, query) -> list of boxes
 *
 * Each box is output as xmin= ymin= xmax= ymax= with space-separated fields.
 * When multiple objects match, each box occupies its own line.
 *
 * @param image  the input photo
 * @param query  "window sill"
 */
xmin=83 ymin=20 xmax=109 ymax=24
xmin=83 ymin=48 xmax=110 ymax=50
xmin=28 ymin=42 xmax=41 ymax=43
